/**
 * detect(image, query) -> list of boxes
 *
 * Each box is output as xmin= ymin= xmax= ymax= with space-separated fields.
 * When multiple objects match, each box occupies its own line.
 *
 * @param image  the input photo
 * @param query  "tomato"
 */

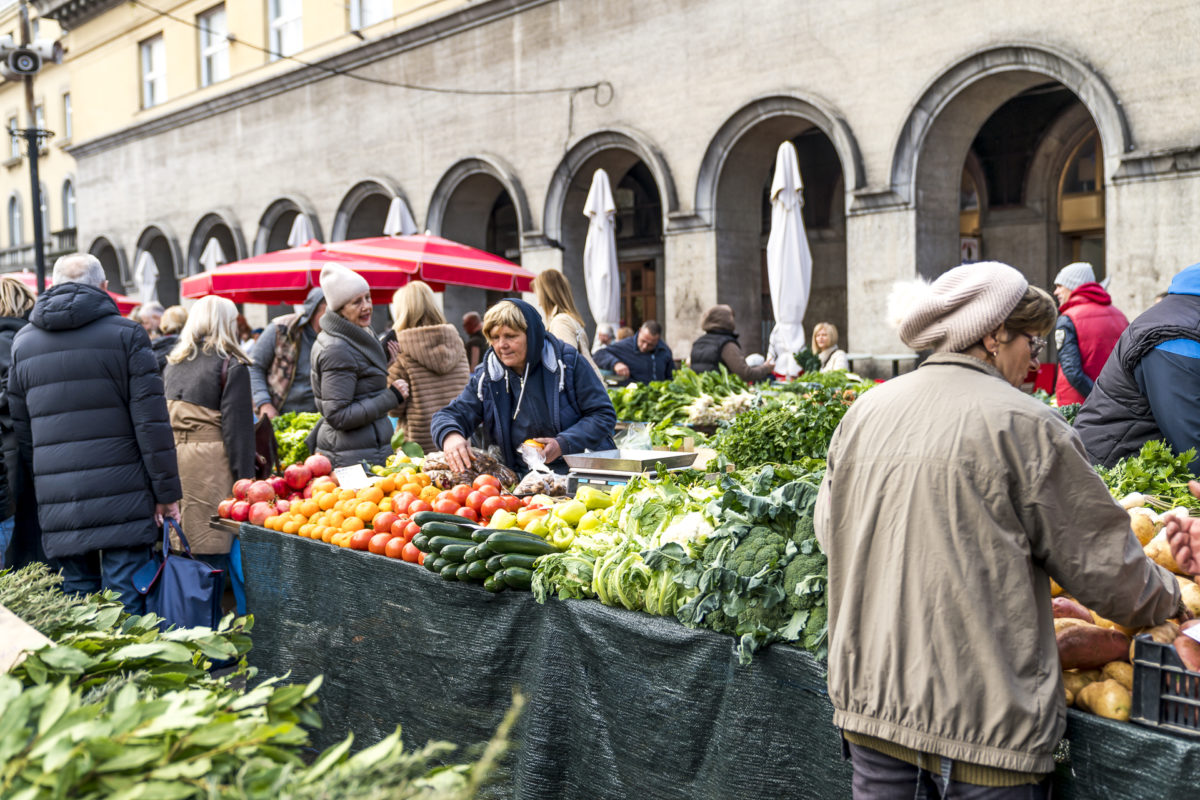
xmin=407 ymin=499 xmax=433 ymax=515
xmin=349 ymin=530 xmax=373 ymax=551
xmin=520 ymin=496 xmax=532 ymax=507
xmin=450 ymin=484 xmax=473 ymax=505
xmin=368 ymin=532 xmax=392 ymax=555
xmin=480 ymin=495 xmax=505 ymax=519
xmin=372 ymin=511 xmax=399 ymax=534
xmin=501 ymin=494 xmax=521 ymax=513
xmin=393 ymin=492 xmax=417 ymax=513
xmin=433 ymin=498 xmax=460 ymax=514
xmin=466 ymin=491 xmax=486 ymax=513
xmin=477 ymin=484 xmax=500 ymax=499
xmin=473 ymin=474 xmax=501 ymax=490
xmin=455 ymin=506 xmax=480 ymax=523
xmin=384 ymin=536 xmax=406 ymax=559
xmin=403 ymin=521 xmax=421 ymax=542
xmin=436 ymin=490 xmax=455 ymax=504
xmin=417 ymin=550 xmax=426 ymax=566
xmin=391 ymin=518 xmax=407 ymax=537
xmin=401 ymin=542 xmax=421 ymax=563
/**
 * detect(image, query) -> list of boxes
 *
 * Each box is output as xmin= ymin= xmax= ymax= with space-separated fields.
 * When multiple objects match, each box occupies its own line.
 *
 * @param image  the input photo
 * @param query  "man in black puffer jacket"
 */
xmin=7 ymin=254 xmax=181 ymax=612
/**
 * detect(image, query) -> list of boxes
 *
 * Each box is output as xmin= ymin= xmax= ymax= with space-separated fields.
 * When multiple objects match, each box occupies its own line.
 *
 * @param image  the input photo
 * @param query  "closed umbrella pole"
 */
xmin=383 ymin=197 xmax=419 ymax=237
xmin=134 ymin=251 xmax=159 ymax=305
xmin=199 ymin=238 xmax=226 ymax=272
xmin=287 ymin=214 xmax=315 ymax=248
xmin=766 ymin=141 xmax=813 ymax=378
xmin=583 ymin=168 xmax=620 ymax=350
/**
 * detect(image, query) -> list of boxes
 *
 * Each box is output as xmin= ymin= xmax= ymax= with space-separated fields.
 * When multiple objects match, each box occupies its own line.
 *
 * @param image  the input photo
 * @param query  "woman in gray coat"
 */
xmin=310 ymin=263 xmax=409 ymax=467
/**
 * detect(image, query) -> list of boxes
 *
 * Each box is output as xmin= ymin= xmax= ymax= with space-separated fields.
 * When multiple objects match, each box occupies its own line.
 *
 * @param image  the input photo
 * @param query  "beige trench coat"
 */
xmin=170 ymin=401 xmax=234 ymax=554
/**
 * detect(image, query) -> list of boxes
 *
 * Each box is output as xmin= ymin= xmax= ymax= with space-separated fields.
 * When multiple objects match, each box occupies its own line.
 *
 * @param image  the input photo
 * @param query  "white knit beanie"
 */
xmin=1053 ymin=262 xmax=1096 ymax=291
xmin=889 ymin=261 xmax=1028 ymax=353
xmin=319 ymin=263 xmax=370 ymax=313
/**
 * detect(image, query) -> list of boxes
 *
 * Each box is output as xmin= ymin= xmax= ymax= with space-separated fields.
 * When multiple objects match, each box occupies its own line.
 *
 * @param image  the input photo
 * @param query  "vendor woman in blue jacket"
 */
xmin=432 ymin=298 xmax=616 ymax=474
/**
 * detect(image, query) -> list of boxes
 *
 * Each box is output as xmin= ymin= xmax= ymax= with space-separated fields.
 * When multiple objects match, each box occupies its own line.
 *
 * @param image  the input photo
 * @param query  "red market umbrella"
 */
xmin=4 ymin=270 xmax=138 ymax=314
xmin=323 ymin=234 xmax=535 ymax=292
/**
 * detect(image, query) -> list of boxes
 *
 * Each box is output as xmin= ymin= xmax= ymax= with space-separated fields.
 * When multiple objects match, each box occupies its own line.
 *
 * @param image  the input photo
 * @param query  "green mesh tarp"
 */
xmin=240 ymin=525 xmax=1200 ymax=799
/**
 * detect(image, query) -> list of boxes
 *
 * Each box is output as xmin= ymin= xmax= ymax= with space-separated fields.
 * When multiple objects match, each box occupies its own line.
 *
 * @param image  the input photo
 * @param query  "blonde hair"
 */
xmin=533 ymin=269 xmax=584 ymax=325
xmin=482 ymin=301 xmax=527 ymax=340
xmin=811 ymin=322 xmax=839 ymax=353
xmin=159 ymin=305 xmax=188 ymax=336
xmin=0 ymin=275 xmax=37 ymax=318
xmin=168 ymin=296 xmax=250 ymax=365
xmin=391 ymin=280 xmax=445 ymax=332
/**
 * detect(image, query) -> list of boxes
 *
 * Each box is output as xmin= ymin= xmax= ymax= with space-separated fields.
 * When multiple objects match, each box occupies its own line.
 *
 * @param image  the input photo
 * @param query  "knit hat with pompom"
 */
xmin=888 ymin=262 xmax=1028 ymax=353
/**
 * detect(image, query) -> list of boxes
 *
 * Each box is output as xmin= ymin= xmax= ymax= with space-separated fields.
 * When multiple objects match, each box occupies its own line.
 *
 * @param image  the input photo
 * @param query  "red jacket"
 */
xmin=1054 ymin=282 xmax=1128 ymax=405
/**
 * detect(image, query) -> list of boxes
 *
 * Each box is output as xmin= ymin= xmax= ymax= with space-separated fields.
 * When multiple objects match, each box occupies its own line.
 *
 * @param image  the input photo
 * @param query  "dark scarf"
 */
xmin=320 ymin=310 xmax=389 ymax=372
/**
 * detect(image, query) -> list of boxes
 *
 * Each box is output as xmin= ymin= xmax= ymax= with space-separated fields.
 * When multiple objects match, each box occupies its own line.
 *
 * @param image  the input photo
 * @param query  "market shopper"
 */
xmin=595 ymin=320 xmax=674 ymax=383
xmin=248 ymin=286 xmax=325 ymax=419
xmin=533 ymin=268 xmax=603 ymax=380
xmin=432 ymin=298 xmax=616 ymax=474
xmin=7 ymin=254 xmax=181 ymax=612
xmin=386 ymin=281 xmax=470 ymax=452
xmin=1074 ymin=262 xmax=1200 ymax=467
xmin=462 ymin=311 xmax=487 ymax=371
xmin=310 ymin=264 xmax=408 ymax=467
xmin=689 ymin=304 xmax=774 ymax=382
xmin=810 ymin=321 xmax=849 ymax=372
xmin=138 ymin=301 xmax=165 ymax=339
xmin=152 ymin=305 xmax=188 ymax=373
xmin=163 ymin=296 xmax=255 ymax=573
xmin=816 ymin=261 xmax=1183 ymax=798
xmin=0 ymin=276 xmax=27 ymax=567
xmin=593 ymin=323 xmax=615 ymax=352
xmin=1051 ymin=262 xmax=1127 ymax=405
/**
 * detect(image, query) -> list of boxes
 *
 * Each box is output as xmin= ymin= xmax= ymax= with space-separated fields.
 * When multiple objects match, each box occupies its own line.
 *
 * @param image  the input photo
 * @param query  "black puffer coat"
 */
xmin=7 ymin=283 xmax=181 ymax=559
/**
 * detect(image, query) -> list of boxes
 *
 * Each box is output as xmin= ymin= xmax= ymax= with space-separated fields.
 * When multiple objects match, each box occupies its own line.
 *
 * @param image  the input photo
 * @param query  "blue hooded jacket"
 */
xmin=594 ymin=335 xmax=674 ymax=383
xmin=431 ymin=299 xmax=616 ymax=473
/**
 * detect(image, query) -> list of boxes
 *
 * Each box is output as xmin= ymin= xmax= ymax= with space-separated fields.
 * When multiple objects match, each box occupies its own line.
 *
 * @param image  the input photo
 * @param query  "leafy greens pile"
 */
xmin=713 ymin=381 xmax=864 ymax=467
xmin=272 ymin=411 xmax=321 ymax=467
xmin=1097 ymin=439 xmax=1200 ymax=511
xmin=608 ymin=366 xmax=749 ymax=424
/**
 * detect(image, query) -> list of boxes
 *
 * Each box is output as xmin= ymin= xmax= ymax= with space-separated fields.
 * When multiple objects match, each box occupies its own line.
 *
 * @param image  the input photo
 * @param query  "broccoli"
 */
xmin=728 ymin=526 xmax=787 ymax=578
xmin=802 ymin=604 xmax=828 ymax=656
xmin=792 ymin=512 xmax=816 ymax=548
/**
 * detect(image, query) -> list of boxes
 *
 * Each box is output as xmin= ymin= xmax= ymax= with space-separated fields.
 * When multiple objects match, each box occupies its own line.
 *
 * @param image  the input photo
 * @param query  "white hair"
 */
xmin=52 ymin=253 xmax=106 ymax=288
xmin=139 ymin=301 xmax=165 ymax=320
xmin=167 ymin=295 xmax=250 ymax=365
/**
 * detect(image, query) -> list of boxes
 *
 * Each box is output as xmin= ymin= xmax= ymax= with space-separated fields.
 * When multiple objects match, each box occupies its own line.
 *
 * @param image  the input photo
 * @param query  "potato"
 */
xmin=1055 ymin=617 xmax=1089 ymax=634
xmin=1174 ymin=620 xmax=1200 ymax=672
xmin=1076 ymin=679 xmax=1132 ymax=721
xmin=1145 ymin=536 xmax=1187 ymax=576
xmin=1102 ymin=661 xmax=1134 ymax=691
xmin=1050 ymin=578 xmax=1065 ymax=598
xmin=1065 ymin=687 xmax=1075 ymax=706
xmin=1057 ymin=622 xmax=1132 ymax=670
xmin=1090 ymin=611 xmax=1138 ymax=638
xmin=1053 ymin=597 xmax=1093 ymax=622
xmin=1062 ymin=670 xmax=1095 ymax=700
xmin=1130 ymin=509 xmax=1158 ymax=546
xmin=1177 ymin=577 xmax=1200 ymax=617
xmin=1130 ymin=620 xmax=1181 ymax=661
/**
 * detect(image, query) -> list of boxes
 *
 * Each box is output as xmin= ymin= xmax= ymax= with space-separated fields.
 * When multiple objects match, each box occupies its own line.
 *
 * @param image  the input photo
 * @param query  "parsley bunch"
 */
xmin=1097 ymin=440 xmax=1200 ymax=510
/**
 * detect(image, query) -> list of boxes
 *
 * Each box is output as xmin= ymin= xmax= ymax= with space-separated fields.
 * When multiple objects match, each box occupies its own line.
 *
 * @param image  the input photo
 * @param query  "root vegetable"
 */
xmin=1101 ymin=661 xmax=1134 ymax=691
xmin=1062 ymin=670 xmax=1095 ymax=700
xmin=1052 ymin=597 xmax=1092 ymax=622
xmin=1090 ymin=611 xmax=1138 ymax=638
xmin=1174 ymin=620 xmax=1200 ymax=672
xmin=1050 ymin=578 xmax=1065 ymax=598
xmin=1176 ymin=576 xmax=1200 ymax=617
xmin=1129 ymin=509 xmax=1157 ymax=546
xmin=1065 ymin=687 xmax=1074 ymax=706
xmin=1057 ymin=623 xmax=1131 ymax=670
xmin=1120 ymin=492 xmax=1146 ymax=509
xmin=1055 ymin=618 xmax=1089 ymax=634
xmin=1144 ymin=536 xmax=1187 ymax=576
xmin=1075 ymin=679 xmax=1132 ymax=721
xmin=1131 ymin=620 xmax=1181 ymax=661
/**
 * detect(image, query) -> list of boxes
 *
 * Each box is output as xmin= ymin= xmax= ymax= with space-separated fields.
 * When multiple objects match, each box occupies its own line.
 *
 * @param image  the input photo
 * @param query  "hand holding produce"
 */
xmin=1165 ymin=499 xmax=1200 ymax=576
xmin=441 ymin=433 xmax=475 ymax=473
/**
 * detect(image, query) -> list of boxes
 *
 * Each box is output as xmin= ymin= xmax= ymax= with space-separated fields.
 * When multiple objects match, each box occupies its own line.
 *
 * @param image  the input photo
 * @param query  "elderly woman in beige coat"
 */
xmin=386 ymin=281 xmax=470 ymax=452
xmin=817 ymin=261 xmax=1187 ymax=798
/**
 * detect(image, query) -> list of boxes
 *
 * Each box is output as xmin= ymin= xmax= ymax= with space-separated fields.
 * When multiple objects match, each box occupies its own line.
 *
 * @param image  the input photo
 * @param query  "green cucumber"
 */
xmin=439 ymin=543 xmax=472 ymax=563
xmin=499 ymin=553 xmax=539 ymax=570
xmin=483 ymin=574 xmax=506 ymax=593
xmin=413 ymin=511 xmax=475 ymax=527
xmin=485 ymin=555 xmax=505 ymax=573
xmin=424 ymin=552 xmax=442 ymax=572
xmin=471 ymin=528 xmax=491 ymax=544
xmin=426 ymin=535 xmax=468 ymax=553
xmin=440 ymin=563 xmax=459 ymax=580
xmin=456 ymin=563 xmax=473 ymax=581
xmin=420 ymin=521 xmax=474 ymax=540
xmin=485 ymin=531 xmax=559 ymax=557
xmin=466 ymin=560 xmax=491 ymax=580
xmin=498 ymin=567 xmax=533 ymax=590
xmin=411 ymin=533 xmax=430 ymax=552
xmin=430 ymin=557 xmax=448 ymax=573
xmin=472 ymin=542 xmax=494 ymax=560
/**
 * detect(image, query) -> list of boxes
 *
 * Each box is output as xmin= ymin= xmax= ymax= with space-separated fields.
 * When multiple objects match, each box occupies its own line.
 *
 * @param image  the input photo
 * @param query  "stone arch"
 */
xmin=694 ymin=93 xmax=865 ymax=225
xmin=542 ymin=127 xmax=678 ymax=245
xmin=134 ymin=222 xmax=185 ymax=305
xmin=330 ymin=176 xmax=417 ymax=241
xmin=426 ymin=155 xmax=530 ymax=240
xmin=88 ymin=235 xmax=129 ymax=292
xmin=254 ymin=194 xmax=323 ymax=254
xmin=186 ymin=209 xmax=247 ymax=275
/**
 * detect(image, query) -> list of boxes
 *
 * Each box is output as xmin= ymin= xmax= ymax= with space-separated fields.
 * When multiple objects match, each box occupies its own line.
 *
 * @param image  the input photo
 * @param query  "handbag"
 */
xmin=220 ymin=356 xmax=277 ymax=479
xmin=133 ymin=519 xmax=225 ymax=630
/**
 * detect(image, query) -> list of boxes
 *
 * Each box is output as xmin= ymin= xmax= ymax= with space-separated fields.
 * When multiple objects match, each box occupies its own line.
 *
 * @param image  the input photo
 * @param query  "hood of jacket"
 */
xmin=297 ymin=286 xmax=326 ymax=327
xmin=482 ymin=299 xmax=557 ymax=382
xmin=1060 ymin=282 xmax=1112 ymax=311
xmin=700 ymin=304 xmax=737 ymax=333
xmin=395 ymin=323 xmax=467 ymax=375
xmin=0 ymin=315 xmax=28 ymax=336
xmin=29 ymin=282 xmax=119 ymax=332
xmin=1168 ymin=262 xmax=1200 ymax=297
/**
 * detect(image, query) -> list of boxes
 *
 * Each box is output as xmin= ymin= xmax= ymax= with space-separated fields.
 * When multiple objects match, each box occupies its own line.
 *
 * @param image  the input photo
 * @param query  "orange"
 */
xmin=298 ymin=499 xmax=320 ymax=518
xmin=400 ymin=482 xmax=421 ymax=496
xmin=264 ymin=515 xmax=280 ymax=530
xmin=341 ymin=516 xmax=365 ymax=532
xmin=328 ymin=510 xmax=346 ymax=527
xmin=419 ymin=485 xmax=440 ymax=503
xmin=415 ymin=473 xmax=432 ymax=487
xmin=379 ymin=475 xmax=397 ymax=493
xmin=318 ymin=492 xmax=337 ymax=511
xmin=321 ymin=527 xmax=336 ymax=543
xmin=281 ymin=519 xmax=300 ymax=535
xmin=399 ymin=467 xmax=417 ymax=479
xmin=298 ymin=524 xmax=315 ymax=538
xmin=337 ymin=488 xmax=357 ymax=503
xmin=355 ymin=501 xmax=379 ymax=522
xmin=378 ymin=498 xmax=392 ymax=513
xmin=358 ymin=486 xmax=384 ymax=505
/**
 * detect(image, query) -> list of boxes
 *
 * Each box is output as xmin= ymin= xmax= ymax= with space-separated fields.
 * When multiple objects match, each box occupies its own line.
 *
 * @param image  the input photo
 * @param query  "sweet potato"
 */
xmin=1052 ymin=597 xmax=1093 ymax=622
xmin=1065 ymin=687 xmax=1074 ymax=707
xmin=1145 ymin=536 xmax=1187 ymax=576
xmin=1057 ymin=622 xmax=1132 ymax=670
xmin=1075 ymin=679 xmax=1132 ymax=721
xmin=1177 ymin=576 xmax=1200 ymax=617
xmin=1090 ymin=611 xmax=1137 ymax=638
xmin=1174 ymin=620 xmax=1200 ymax=672
xmin=1130 ymin=620 xmax=1180 ymax=660
xmin=1050 ymin=578 xmax=1065 ymax=598
xmin=1101 ymin=661 xmax=1134 ymax=691
xmin=1129 ymin=509 xmax=1158 ymax=546
xmin=1054 ymin=617 xmax=1090 ymax=634
xmin=1062 ymin=670 xmax=1095 ymax=701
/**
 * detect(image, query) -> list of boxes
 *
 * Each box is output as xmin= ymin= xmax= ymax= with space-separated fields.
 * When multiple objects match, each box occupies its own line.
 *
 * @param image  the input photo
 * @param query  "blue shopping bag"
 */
xmin=133 ymin=519 xmax=225 ymax=630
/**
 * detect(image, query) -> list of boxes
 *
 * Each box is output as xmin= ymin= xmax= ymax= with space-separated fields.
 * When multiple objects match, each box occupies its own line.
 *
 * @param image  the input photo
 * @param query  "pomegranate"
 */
xmin=304 ymin=453 xmax=333 ymax=477
xmin=284 ymin=463 xmax=313 ymax=490
xmin=232 ymin=479 xmax=253 ymax=500
xmin=217 ymin=498 xmax=234 ymax=519
xmin=246 ymin=481 xmax=276 ymax=504
xmin=268 ymin=476 xmax=289 ymax=497
xmin=230 ymin=500 xmax=250 ymax=522
xmin=275 ymin=499 xmax=291 ymax=513
xmin=248 ymin=501 xmax=276 ymax=527
xmin=302 ymin=484 xmax=315 ymax=499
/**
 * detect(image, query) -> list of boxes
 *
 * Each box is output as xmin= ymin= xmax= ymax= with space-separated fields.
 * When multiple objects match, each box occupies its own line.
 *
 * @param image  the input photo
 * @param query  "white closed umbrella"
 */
xmin=765 ymin=141 xmax=813 ymax=378
xmin=199 ymin=237 xmax=226 ymax=271
xmin=287 ymin=213 xmax=315 ymax=247
xmin=583 ymin=168 xmax=620 ymax=350
xmin=383 ymin=196 xmax=419 ymax=236
xmin=134 ymin=251 xmax=159 ymax=304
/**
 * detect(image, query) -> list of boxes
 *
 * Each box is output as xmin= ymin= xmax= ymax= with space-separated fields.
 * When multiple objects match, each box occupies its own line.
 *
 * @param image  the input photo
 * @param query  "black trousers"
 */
xmin=846 ymin=741 xmax=1052 ymax=800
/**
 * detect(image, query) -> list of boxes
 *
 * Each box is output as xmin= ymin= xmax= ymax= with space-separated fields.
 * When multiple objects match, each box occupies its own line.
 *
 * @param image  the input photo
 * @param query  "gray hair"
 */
xmin=139 ymin=301 xmax=165 ymax=320
xmin=52 ymin=253 xmax=106 ymax=288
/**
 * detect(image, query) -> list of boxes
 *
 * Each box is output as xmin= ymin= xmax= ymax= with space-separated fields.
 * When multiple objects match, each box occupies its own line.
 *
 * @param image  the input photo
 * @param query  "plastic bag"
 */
xmin=514 ymin=470 xmax=569 ymax=496
xmin=613 ymin=422 xmax=652 ymax=451
xmin=422 ymin=448 xmax=519 ymax=489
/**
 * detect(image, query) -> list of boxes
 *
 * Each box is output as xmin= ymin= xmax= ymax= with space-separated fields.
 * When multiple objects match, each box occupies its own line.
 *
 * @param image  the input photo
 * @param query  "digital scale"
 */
xmin=563 ymin=449 xmax=698 ymax=494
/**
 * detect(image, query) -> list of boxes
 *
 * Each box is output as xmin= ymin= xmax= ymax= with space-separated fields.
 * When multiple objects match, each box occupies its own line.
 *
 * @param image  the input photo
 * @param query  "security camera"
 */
xmin=31 ymin=39 xmax=65 ymax=65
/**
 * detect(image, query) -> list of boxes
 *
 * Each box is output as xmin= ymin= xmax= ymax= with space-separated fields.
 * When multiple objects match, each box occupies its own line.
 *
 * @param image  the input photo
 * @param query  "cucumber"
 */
xmin=439 ymin=543 xmax=473 ymax=563
xmin=426 ymin=535 xmax=468 ymax=553
xmin=472 ymin=542 xmax=494 ymax=560
xmin=413 ymin=511 xmax=475 ymax=527
xmin=483 ymin=574 xmax=506 ymax=593
xmin=471 ymin=528 xmax=491 ymax=544
xmin=456 ymin=563 xmax=473 ymax=581
xmin=411 ymin=533 xmax=430 ymax=552
xmin=486 ymin=555 xmax=505 ymax=573
xmin=440 ymin=563 xmax=459 ymax=580
xmin=498 ymin=567 xmax=533 ymax=590
xmin=420 ymin=521 xmax=474 ymax=540
xmin=485 ymin=531 xmax=559 ymax=557
xmin=430 ymin=557 xmax=448 ymax=573
xmin=424 ymin=552 xmax=442 ymax=572
xmin=499 ymin=553 xmax=539 ymax=571
xmin=466 ymin=560 xmax=491 ymax=580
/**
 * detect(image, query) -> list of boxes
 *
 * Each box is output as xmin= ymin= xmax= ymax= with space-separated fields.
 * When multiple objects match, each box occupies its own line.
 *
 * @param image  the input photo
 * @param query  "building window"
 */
xmin=38 ymin=182 xmax=49 ymax=236
xmin=7 ymin=116 xmax=18 ymax=160
xmin=140 ymin=35 xmax=166 ymax=108
xmin=268 ymin=0 xmax=303 ymax=59
xmin=34 ymin=105 xmax=44 ymax=138
xmin=8 ymin=195 xmax=21 ymax=247
xmin=62 ymin=92 xmax=71 ymax=140
xmin=198 ymin=5 xmax=229 ymax=86
xmin=62 ymin=179 xmax=75 ymax=230
xmin=350 ymin=0 xmax=391 ymax=29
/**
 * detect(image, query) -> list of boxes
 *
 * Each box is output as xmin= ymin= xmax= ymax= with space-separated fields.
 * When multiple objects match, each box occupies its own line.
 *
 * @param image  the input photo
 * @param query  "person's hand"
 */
xmin=1165 ymin=482 xmax=1200 ymax=577
xmin=155 ymin=502 xmax=180 ymax=527
xmin=532 ymin=437 xmax=562 ymax=464
xmin=443 ymin=433 xmax=474 ymax=473
xmin=391 ymin=379 xmax=410 ymax=400
xmin=258 ymin=403 xmax=279 ymax=420
xmin=387 ymin=339 xmax=401 ymax=363
xmin=614 ymin=362 xmax=631 ymax=379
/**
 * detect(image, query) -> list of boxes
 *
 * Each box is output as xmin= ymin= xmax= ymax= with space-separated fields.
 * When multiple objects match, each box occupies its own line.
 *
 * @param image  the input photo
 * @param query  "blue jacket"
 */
xmin=431 ymin=299 xmax=616 ymax=473
xmin=594 ymin=336 xmax=674 ymax=383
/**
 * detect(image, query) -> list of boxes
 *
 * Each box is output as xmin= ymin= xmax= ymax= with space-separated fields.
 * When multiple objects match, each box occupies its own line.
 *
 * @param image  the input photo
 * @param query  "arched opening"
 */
xmin=61 ymin=178 xmax=77 ymax=231
xmin=187 ymin=212 xmax=246 ymax=274
xmin=331 ymin=179 xmax=415 ymax=241
xmin=88 ymin=236 xmax=128 ymax=293
xmin=7 ymin=192 xmax=22 ymax=248
xmin=255 ymin=196 xmax=322 ymax=254
xmin=134 ymin=226 xmax=183 ymax=306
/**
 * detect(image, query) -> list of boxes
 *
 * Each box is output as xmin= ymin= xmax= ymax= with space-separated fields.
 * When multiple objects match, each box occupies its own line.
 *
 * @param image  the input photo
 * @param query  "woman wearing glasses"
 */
xmin=816 ymin=261 xmax=1184 ymax=798
xmin=310 ymin=263 xmax=409 ymax=468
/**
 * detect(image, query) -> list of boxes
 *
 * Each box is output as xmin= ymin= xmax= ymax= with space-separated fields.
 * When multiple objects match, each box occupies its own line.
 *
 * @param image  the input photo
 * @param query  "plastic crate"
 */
xmin=1131 ymin=634 xmax=1200 ymax=737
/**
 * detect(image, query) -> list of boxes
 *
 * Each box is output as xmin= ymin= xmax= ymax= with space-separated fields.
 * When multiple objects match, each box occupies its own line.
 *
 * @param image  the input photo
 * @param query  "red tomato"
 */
xmin=450 ymin=484 xmax=473 ymax=505
xmin=417 ymin=550 xmax=426 ymax=566
xmin=372 ymin=511 xmax=399 ymax=534
xmin=455 ymin=506 xmax=480 ymax=523
xmin=433 ymin=497 xmax=460 ymax=514
xmin=466 ymin=491 xmax=486 ymax=513
xmin=368 ymin=532 xmax=392 ymax=555
xmin=480 ymin=495 xmax=505 ymax=519
xmin=520 ymin=496 xmax=532 ymax=507
xmin=390 ymin=518 xmax=408 ymax=537
xmin=477 ymin=484 xmax=500 ymax=499
xmin=407 ymin=499 xmax=433 ymax=515
xmin=349 ymin=530 xmax=373 ymax=551
xmin=436 ymin=490 xmax=455 ymax=504
xmin=473 ymin=474 xmax=501 ymax=490
xmin=401 ymin=542 xmax=421 ymax=563
xmin=394 ymin=492 xmax=417 ymax=512
xmin=501 ymin=494 xmax=521 ymax=513
xmin=385 ymin=537 xmax=406 ymax=559
xmin=403 ymin=521 xmax=421 ymax=542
